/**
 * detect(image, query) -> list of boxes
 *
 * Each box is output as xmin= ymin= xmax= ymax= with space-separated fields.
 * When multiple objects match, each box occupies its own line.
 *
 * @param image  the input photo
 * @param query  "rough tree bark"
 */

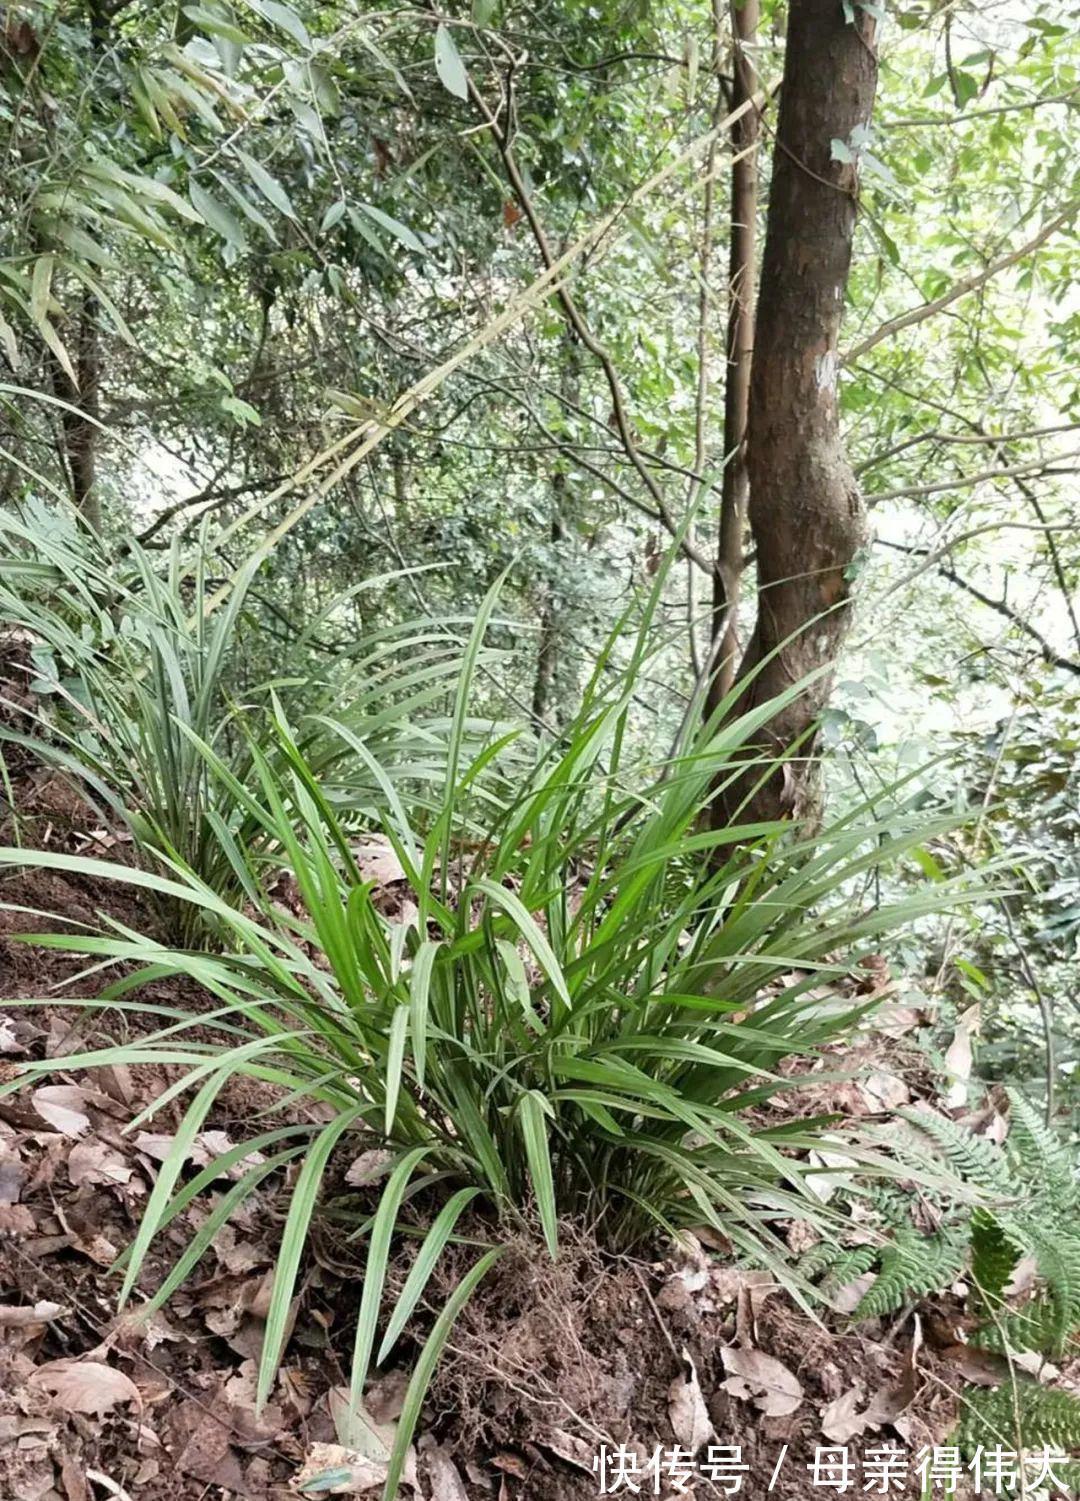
xmin=718 ymin=0 xmax=879 ymax=825
xmin=705 ymin=0 xmax=760 ymax=717
xmin=47 ymin=291 xmax=101 ymax=535
xmin=531 ymin=498 xmax=567 ymax=730
xmin=532 ymin=330 xmax=580 ymax=731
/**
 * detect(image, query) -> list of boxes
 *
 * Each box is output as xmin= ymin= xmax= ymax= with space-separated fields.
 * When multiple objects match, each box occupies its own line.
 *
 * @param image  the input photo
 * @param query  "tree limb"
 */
xmin=865 ymin=450 xmax=1080 ymax=506
xmin=843 ymin=199 xmax=1079 ymax=364
xmin=468 ymin=60 xmax=717 ymax=575
xmin=876 ymin=537 xmax=1080 ymax=677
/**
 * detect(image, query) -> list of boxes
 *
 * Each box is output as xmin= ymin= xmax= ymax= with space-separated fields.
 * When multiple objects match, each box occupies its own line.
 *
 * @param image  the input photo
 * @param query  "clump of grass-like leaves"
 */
xmin=0 ymin=577 xmax=980 ymax=1498
xmin=0 ymin=506 xmax=470 ymax=943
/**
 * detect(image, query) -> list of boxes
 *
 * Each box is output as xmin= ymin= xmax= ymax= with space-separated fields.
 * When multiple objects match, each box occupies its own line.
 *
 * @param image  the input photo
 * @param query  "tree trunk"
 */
xmin=531 ymin=499 xmax=566 ymax=731
xmin=49 ymin=291 xmax=101 ymax=535
xmin=719 ymin=0 xmax=878 ymax=825
xmin=532 ymin=331 xmax=580 ymax=732
xmin=706 ymin=0 xmax=760 ymax=717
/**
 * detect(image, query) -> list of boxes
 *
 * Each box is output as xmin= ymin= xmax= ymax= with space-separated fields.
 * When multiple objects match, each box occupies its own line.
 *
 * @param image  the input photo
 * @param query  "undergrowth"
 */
xmin=800 ymin=1087 xmax=1080 ymax=1484
xmin=0 ymin=508 xmax=472 ymax=944
xmin=0 ymin=558 xmax=986 ymax=1499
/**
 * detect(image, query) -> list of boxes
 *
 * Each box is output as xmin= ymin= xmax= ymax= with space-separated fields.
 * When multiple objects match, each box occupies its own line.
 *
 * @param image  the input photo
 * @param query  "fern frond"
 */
xmin=819 ymin=1244 xmax=876 ymax=1292
xmin=973 ymin=1301 xmax=1080 ymax=1356
xmin=1005 ymin=1088 xmax=1076 ymax=1204
xmin=901 ymin=1108 xmax=1014 ymax=1197
xmin=959 ymin=1380 xmax=1080 ymax=1458
xmin=798 ymin=1241 xmax=841 ymax=1279
xmin=970 ymin=1208 xmax=1020 ymax=1310
xmin=1027 ymin=1232 xmax=1080 ymax=1356
xmin=854 ymin=1227 xmax=967 ymax=1319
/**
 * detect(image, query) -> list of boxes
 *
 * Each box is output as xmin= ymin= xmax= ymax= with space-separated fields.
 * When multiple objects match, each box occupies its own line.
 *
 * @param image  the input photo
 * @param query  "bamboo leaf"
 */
xmin=434 ymin=23 xmax=468 ymax=100
xmin=237 ymin=147 xmax=296 ymax=219
xmin=354 ymin=202 xmax=423 ymax=253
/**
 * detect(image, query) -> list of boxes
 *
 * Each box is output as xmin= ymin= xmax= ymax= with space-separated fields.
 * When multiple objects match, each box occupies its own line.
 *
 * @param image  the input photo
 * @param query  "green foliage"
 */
xmin=0 ymin=582 xmax=982 ymax=1496
xmin=969 ymin=1208 xmax=1017 ymax=1310
xmin=797 ymin=1093 xmax=1080 ymax=1484
xmin=796 ymin=1175 xmax=970 ymax=1321
xmin=799 ymin=1090 xmax=1080 ymax=1347
xmin=900 ymin=1107 xmax=1016 ymax=1197
xmin=0 ymin=506 xmax=464 ymax=941
xmin=957 ymin=1385 xmax=1080 ymax=1491
xmin=908 ymin=1092 xmax=1080 ymax=1357
xmin=853 ymin=1223 xmax=969 ymax=1320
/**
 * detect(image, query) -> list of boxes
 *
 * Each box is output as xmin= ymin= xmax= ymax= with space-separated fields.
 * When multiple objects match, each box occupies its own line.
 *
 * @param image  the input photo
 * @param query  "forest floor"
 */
xmin=0 ymin=769 xmax=1026 ymax=1501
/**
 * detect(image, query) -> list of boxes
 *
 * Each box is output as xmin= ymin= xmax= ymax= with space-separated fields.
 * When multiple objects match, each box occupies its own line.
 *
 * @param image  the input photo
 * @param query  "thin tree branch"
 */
xmin=855 ymin=421 xmax=1080 ymax=476
xmin=885 ymin=88 xmax=1079 ymax=129
xmin=865 ymin=450 xmax=1080 ymax=506
xmin=468 ymin=59 xmax=718 ymax=576
xmin=879 ymin=521 xmax=1079 ymax=601
xmin=842 ymin=200 xmax=1079 ymax=364
xmin=875 ymin=537 xmax=1080 ymax=677
xmin=135 ymin=474 xmax=288 ymax=546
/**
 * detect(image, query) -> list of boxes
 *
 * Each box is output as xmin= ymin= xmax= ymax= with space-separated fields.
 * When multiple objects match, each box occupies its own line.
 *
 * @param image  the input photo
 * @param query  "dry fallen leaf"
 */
xmin=293 ymin=1442 xmax=386 ymax=1495
xmin=1004 ymin=1254 xmax=1039 ymax=1299
xmin=540 ymin=1429 xmax=594 ymax=1474
xmin=29 ymin=1358 xmax=139 ymax=1415
xmin=859 ymin=1071 xmax=910 ymax=1112
xmin=0 ymin=1301 xmax=66 ymax=1328
xmin=668 ymin=1349 xmax=713 ymax=1452
xmin=1012 ymin=1349 xmax=1060 ymax=1381
xmin=821 ymin=1386 xmax=873 ymax=1443
xmin=0 ymin=1017 xmax=24 ymax=1055
xmin=943 ymin=1005 xmax=978 ymax=1110
xmin=363 ymin=1369 xmax=409 ymax=1427
xmin=354 ymin=835 xmax=406 ymax=887
xmin=876 ymin=1002 xmax=926 ymax=1039
xmin=328 ymin=1388 xmax=394 ymax=1459
xmin=425 ymin=1446 xmax=470 ymax=1500
xmin=862 ymin=1314 xmax=923 ymax=1427
xmin=940 ymin=1343 xmax=1009 ymax=1388
xmin=344 ymin=1149 xmax=393 ymax=1188
xmin=67 ymin=1138 xmax=132 ymax=1187
xmin=829 ymin=1270 xmax=877 ymax=1315
xmin=0 ymin=1146 xmax=26 ymax=1204
xmin=805 ymin=1141 xmax=859 ymax=1202
xmin=721 ymin=1344 xmax=804 ymax=1417
xmin=31 ymin=1084 xmax=90 ymax=1136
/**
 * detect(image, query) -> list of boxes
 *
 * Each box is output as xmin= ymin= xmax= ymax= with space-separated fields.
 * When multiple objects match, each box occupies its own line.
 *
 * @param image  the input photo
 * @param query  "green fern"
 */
xmin=908 ymin=1095 xmax=1080 ymax=1489
xmin=853 ymin=1225 xmax=967 ymax=1319
xmin=819 ymin=1243 xmax=878 ymax=1295
xmin=959 ymin=1383 xmax=1080 ymax=1488
xmin=904 ymin=1096 xmax=1080 ymax=1352
xmin=974 ymin=1300 xmax=1080 ymax=1356
xmin=797 ymin=1093 xmax=1079 ymax=1371
xmin=796 ymin=1241 xmax=840 ymax=1279
xmin=970 ymin=1207 xmax=1020 ymax=1310
xmin=797 ymin=1240 xmax=878 ymax=1293
xmin=899 ymin=1107 xmax=1015 ymax=1196
xmin=1024 ymin=1232 xmax=1080 ymax=1357
xmin=1004 ymin=1087 xmax=1074 ymax=1200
